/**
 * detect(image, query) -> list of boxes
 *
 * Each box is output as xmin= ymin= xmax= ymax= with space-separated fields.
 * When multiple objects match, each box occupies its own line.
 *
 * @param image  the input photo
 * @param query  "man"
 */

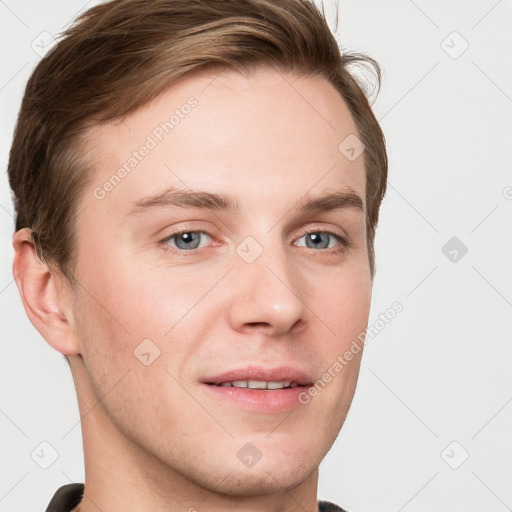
xmin=9 ymin=0 xmax=387 ymax=511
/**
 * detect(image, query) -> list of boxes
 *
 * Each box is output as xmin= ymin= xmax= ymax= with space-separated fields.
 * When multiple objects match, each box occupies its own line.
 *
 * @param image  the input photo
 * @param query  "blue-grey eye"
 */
xmin=296 ymin=232 xmax=341 ymax=249
xmin=169 ymin=231 xmax=211 ymax=250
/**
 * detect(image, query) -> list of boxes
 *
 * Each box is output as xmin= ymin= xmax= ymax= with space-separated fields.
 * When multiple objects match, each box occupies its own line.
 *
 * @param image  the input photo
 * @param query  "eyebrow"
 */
xmin=126 ymin=186 xmax=364 ymax=217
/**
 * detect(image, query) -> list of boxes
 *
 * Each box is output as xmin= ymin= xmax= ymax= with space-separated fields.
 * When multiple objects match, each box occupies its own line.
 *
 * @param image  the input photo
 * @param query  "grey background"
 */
xmin=1 ymin=1 xmax=511 ymax=511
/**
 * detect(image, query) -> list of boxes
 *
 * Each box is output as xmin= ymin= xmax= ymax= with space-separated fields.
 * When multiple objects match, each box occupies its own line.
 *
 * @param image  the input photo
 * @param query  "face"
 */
xmin=71 ymin=66 xmax=371 ymax=494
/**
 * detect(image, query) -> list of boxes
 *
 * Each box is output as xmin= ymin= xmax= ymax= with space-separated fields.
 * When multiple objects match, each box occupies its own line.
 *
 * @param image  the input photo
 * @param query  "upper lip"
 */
xmin=202 ymin=365 xmax=313 ymax=386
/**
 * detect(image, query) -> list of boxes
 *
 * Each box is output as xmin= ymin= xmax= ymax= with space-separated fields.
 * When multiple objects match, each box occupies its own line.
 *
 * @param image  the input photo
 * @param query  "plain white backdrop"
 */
xmin=1 ymin=1 xmax=511 ymax=511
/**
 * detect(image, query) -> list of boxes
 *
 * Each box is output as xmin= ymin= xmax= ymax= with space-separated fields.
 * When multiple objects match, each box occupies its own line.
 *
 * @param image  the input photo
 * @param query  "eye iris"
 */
xmin=306 ymin=232 xmax=330 ymax=249
xmin=175 ymin=232 xmax=201 ymax=250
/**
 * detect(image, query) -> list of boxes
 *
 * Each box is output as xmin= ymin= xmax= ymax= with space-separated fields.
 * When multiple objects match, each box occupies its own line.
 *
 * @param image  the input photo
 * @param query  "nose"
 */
xmin=227 ymin=239 xmax=307 ymax=337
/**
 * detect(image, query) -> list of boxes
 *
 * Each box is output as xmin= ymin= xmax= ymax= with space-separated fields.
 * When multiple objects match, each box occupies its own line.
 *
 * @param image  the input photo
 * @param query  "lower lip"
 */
xmin=201 ymin=383 xmax=311 ymax=413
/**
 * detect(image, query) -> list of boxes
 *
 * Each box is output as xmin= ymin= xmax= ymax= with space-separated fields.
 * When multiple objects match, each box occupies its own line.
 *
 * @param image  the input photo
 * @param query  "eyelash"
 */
xmin=158 ymin=227 xmax=348 ymax=256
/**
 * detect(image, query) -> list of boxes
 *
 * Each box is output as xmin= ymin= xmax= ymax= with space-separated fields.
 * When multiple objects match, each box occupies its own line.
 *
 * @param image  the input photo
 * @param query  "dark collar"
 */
xmin=45 ymin=483 xmax=84 ymax=512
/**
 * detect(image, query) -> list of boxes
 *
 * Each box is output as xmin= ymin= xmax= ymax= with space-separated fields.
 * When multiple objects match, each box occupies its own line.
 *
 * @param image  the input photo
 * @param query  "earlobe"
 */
xmin=12 ymin=228 xmax=81 ymax=356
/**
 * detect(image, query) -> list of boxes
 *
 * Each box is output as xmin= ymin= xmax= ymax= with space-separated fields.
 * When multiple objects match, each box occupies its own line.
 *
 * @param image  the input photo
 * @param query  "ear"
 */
xmin=12 ymin=228 xmax=81 ymax=356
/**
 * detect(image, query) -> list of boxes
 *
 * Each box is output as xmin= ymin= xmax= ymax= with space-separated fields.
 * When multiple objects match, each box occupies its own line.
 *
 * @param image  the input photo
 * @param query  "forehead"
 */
xmin=78 ymin=66 xmax=365 ymax=221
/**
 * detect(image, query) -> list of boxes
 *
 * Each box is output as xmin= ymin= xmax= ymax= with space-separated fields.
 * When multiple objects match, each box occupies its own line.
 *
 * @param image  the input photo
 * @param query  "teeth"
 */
xmin=217 ymin=380 xmax=293 ymax=389
xmin=248 ymin=380 xmax=267 ymax=389
xmin=266 ymin=380 xmax=291 ymax=389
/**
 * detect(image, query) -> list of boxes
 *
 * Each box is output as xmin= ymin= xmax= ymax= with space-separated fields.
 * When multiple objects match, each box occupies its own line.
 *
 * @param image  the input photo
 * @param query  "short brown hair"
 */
xmin=8 ymin=0 xmax=387 ymax=280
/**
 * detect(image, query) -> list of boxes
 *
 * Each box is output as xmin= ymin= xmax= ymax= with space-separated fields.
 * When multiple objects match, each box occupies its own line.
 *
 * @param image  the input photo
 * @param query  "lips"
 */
xmin=201 ymin=365 xmax=314 ymax=387
xmin=201 ymin=365 xmax=315 ymax=413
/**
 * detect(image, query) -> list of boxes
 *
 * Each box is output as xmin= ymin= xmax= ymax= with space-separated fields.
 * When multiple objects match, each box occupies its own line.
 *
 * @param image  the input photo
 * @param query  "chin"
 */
xmin=204 ymin=460 xmax=315 ymax=496
xmin=168 ymin=444 xmax=320 ymax=497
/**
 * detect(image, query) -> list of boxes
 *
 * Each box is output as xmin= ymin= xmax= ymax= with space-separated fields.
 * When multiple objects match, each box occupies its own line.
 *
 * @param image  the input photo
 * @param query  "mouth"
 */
xmin=201 ymin=365 xmax=313 ymax=387
xmin=200 ymin=366 xmax=314 ymax=413
xmin=205 ymin=380 xmax=303 ymax=390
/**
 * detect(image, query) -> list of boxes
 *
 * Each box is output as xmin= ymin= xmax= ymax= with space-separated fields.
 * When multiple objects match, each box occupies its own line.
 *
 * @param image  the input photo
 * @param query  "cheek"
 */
xmin=303 ymin=263 xmax=370 ymax=407
xmin=73 ymin=288 xmax=131 ymax=387
xmin=71 ymin=255 xmax=152 ymax=396
xmin=312 ymin=264 xmax=372 ymax=345
xmin=73 ymin=258 xmax=220 ymax=399
xmin=73 ymin=283 xmax=181 ymax=435
xmin=76 ymin=257 xmax=185 ymax=343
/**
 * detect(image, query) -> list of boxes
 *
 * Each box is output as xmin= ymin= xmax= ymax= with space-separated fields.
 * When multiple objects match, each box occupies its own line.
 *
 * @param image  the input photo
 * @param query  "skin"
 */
xmin=13 ymin=66 xmax=372 ymax=512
